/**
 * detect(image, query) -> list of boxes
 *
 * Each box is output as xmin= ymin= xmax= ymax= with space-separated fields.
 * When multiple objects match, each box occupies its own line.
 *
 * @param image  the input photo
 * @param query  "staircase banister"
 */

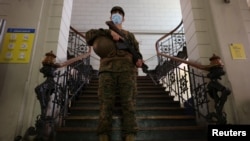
xmin=60 ymin=25 xmax=92 ymax=67
xmin=57 ymin=50 xmax=91 ymax=68
xmin=155 ymin=20 xmax=183 ymax=54
xmin=157 ymin=52 xmax=226 ymax=71
xmin=70 ymin=26 xmax=86 ymax=38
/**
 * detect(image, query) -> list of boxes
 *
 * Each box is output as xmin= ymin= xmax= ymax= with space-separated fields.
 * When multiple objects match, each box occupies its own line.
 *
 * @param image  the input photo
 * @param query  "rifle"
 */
xmin=105 ymin=21 xmax=149 ymax=73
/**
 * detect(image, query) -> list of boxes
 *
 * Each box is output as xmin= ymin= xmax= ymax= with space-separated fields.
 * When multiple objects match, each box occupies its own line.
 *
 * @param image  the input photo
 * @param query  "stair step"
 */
xmin=78 ymin=94 xmax=174 ymax=98
xmin=87 ymin=81 xmax=160 ymax=86
xmin=63 ymin=115 xmax=197 ymax=128
xmin=56 ymin=126 xmax=206 ymax=141
xmin=83 ymin=85 xmax=166 ymax=90
xmin=69 ymin=107 xmax=192 ymax=116
xmin=81 ymin=90 xmax=169 ymax=95
xmin=55 ymin=76 xmax=207 ymax=141
xmin=76 ymin=95 xmax=174 ymax=102
xmin=136 ymin=100 xmax=180 ymax=107
xmin=86 ymin=82 xmax=162 ymax=86
xmin=73 ymin=99 xmax=180 ymax=107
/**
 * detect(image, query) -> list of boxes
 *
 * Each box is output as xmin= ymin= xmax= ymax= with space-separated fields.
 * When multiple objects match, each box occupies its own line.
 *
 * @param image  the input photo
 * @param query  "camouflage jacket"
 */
xmin=85 ymin=28 xmax=141 ymax=73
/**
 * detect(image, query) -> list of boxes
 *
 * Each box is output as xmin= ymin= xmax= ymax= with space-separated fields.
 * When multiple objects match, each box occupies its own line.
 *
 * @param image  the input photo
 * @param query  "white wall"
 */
xmin=57 ymin=0 xmax=73 ymax=62
xmin=240 ymin=0 xmax=250 ymax=43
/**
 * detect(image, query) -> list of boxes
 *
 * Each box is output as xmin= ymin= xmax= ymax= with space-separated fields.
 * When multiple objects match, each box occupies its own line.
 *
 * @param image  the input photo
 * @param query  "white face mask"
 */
xmin=111 ymin=13 xmax=123 ymax=24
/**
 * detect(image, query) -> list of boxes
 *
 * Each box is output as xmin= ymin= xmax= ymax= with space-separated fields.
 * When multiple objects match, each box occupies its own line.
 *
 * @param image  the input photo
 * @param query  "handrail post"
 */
xmin=33 ymin=51 xmax=59 ymax=141
xmin=205 ymin=54 xmax=231 ymax=124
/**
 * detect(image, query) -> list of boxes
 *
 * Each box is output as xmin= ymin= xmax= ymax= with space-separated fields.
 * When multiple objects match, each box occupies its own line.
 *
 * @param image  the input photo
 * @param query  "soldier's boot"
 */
xmin=99 ymin=134 xmax=109 ymax=141
xmin=125 ymin=134 xmax=135 ymax=141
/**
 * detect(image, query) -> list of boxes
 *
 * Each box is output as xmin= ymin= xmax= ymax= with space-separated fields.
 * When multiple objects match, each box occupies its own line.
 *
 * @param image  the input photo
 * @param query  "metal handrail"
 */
xmin=155 ymin=20 xmax=183 ymax=55
xmin=16 ymin=26 xmax=93 ymax=141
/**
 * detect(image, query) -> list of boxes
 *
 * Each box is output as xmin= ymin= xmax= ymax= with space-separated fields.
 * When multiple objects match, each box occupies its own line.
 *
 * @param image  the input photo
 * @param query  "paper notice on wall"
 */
xmin=0 ymin=28 xmax=35 ymax=63
xmin=229 ymin=43 xmax=247 ymax=59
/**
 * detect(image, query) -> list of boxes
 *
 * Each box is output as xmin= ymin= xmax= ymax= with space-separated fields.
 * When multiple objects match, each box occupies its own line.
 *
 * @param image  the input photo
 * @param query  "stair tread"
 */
xmin=64 ymin=115 xmax=196 ymax=120
xmin=56 ymin=75 xmax=207 ymax=141
xmin=70 ymin=107 xmax=185 ymax=110
xmin=78 ymin=95 xmax=172 ymax=97
xmin=74 ymin=99 xmax=178 ymax=102
xmin=56 ymin=125 xmax=205 ymax=132
xmin=81 ymin=91 xmax=168 ymax=94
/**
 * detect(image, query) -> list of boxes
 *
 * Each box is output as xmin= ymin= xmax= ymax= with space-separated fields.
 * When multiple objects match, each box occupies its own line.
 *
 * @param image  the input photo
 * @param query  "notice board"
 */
xmin=0 ymin=28 xmax=35 ymax=63
xmin=229 ymin=43 xmax=247 ymax=60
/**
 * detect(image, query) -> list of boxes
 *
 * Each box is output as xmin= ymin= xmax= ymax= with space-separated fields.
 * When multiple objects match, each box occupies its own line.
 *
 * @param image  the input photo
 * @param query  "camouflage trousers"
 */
xmin=97 ymin=71 xmax=138 ymax=136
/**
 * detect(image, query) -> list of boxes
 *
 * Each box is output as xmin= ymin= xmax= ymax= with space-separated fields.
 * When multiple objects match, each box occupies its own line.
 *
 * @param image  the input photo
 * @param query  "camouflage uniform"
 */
xmin=85 ymin=29 xmax=140 ymax=136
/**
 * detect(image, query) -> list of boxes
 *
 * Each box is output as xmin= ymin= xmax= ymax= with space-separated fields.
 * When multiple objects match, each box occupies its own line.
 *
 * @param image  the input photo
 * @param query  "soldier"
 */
xmin=85 ymin=6 xmax=143 ymax=141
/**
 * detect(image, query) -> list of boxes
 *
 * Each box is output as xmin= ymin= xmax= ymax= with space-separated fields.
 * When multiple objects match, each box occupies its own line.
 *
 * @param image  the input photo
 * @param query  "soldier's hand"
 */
xmin=136 ymin=59 xmax=143 ymax=68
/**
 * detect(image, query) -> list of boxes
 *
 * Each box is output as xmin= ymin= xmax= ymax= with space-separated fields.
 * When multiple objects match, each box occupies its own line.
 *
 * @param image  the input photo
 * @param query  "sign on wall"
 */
xmin=229 ymin=43 xmax=247 ymax=60
xmin=0 ymin=28 xmax=35 ymax=63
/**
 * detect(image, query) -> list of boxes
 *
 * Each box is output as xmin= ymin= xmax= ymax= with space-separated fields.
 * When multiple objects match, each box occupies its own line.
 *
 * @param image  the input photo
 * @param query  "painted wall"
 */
xmin=0 ymin=0 xmax=73 ymax=140
xmin=180 ymin=0 xmax=250 ymax=124
xmin=209 ymin=0 xmax=250 ymax=124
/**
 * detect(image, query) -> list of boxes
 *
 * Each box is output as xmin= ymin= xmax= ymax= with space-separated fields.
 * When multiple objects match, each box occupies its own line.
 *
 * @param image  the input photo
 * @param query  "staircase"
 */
xmin=56 ymin=75 xmax=207 ymax=141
